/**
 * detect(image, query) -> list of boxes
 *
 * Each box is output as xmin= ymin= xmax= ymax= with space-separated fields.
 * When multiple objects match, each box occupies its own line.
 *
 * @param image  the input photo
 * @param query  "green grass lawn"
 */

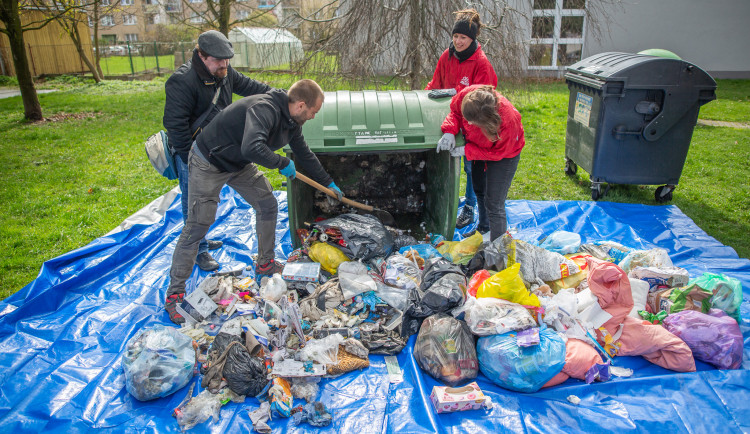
xmin=98 ymin=54 xmax=176 ymax=76
xmin=0 ymin=76 xmax=748 ymax=300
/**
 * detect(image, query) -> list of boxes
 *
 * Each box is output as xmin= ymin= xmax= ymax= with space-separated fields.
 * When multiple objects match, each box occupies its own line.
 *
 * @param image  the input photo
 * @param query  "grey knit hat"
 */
xmin=197 ymin=30 xmax=234 ymax=59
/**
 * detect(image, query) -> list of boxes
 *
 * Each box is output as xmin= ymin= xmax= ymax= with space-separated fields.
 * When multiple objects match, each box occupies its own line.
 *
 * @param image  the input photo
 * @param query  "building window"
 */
xmin=147 ymin=14 xmax=158 ymax=24
xmin=190 ymin=12 xmax=205 ymax=23
xmin=125 ymin=33 xmax=138 ymax=42
xmin=123 ymin=14 xmax=137 ymax=25
xmin=258 ymin=0 xmax=273 ymax=8
xmin=121 ymin=0 xmax=133 ymax=5
xmin=101 ymin=15 xmax=115 ymax=26
xmin=237 ymin=10 xmax=249 ymax=19
xmin=164 ymin=0 xmax=181 ymax=12
xmin=189 ymin=0 xmax=203 ymax=3
xmin=101 ymin=0 xmax=110 ymax=5
xmin=529 ymin=0 xmax=585 ymax=69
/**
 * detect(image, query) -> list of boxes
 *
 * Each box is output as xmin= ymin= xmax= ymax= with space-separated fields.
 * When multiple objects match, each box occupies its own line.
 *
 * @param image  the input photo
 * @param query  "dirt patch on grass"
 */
xmin=33 ymin=112 xmax=99 ymax=124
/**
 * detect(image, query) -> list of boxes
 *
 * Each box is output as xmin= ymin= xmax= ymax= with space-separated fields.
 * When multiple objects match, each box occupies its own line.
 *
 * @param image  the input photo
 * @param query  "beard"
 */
xmin=291 ymin=114 xmax=307 ymax=125
xmin=213 ymin=67 xmax=228 ymax=79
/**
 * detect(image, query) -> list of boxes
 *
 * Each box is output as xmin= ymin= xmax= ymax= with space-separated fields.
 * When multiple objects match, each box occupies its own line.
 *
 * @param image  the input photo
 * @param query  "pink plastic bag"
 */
xmin=662 ymin=309 xmax=743 ymax=370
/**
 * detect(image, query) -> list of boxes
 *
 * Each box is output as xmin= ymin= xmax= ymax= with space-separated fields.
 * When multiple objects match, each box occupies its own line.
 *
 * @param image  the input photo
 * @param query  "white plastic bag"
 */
xmin=298 ymin=334 xmax=345 ymax=365
xmin=261 ymin=274 xmax=287 ymax=302
xmin=383 ymin=254 xmax=422 ymax=291
xmin=338 ymin=261 xmax=377 ymax=299
xmin=462 ymin=296 xmax=537 ymax=336
xmin=628 ymin=278 xmax=650 ymax=319
xmin=618 ymin=248 xmax=673 ymax=274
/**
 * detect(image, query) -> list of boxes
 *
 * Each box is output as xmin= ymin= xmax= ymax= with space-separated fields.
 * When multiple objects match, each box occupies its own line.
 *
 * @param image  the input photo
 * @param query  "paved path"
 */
xmin=697 ymin=119 xmax=750 ymax=129
xmin=0 ymin=88 xmax=58 ymax=99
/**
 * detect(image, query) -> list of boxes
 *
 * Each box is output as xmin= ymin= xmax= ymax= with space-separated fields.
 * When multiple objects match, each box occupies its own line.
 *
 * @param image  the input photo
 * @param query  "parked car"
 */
xmin=106 ymin=45 xmax=140 ymax=56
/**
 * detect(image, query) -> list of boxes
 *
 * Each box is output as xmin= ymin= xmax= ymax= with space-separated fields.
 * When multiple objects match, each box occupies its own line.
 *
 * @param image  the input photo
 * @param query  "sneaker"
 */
xmin=196 ymin=252 xmax=219 ymax=271
xmin=456 ymin=206 xmax=475 ymax=229
xmin=255 ymin=259 xmax=284 ymax=278
xmin=207 ymin=239 xmax=223 ymax=250
xmin=477 ymin=225 xmax=490 ymax=234
xmin=165 ymin=293 xmax=185 ymax=324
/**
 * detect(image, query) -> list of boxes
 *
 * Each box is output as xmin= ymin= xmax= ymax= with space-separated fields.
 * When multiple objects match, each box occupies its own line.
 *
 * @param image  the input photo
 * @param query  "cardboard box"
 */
xmin=281 ymin=262 xmax=320 ymax=282
xmin=430 ymin=382 xmax=486 ymax=414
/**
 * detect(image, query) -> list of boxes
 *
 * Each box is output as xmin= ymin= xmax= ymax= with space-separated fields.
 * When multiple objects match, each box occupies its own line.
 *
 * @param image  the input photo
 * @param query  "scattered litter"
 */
xmin=567 ymin=395 xmax=581 ymax=405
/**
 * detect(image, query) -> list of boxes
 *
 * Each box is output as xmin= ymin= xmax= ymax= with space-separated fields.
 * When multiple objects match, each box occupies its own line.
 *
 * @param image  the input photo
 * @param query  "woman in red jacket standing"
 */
xmin=440 ymin=85 xmax=525 ymax=241
xmin=427 ymin=9 xmax=498 ymax=230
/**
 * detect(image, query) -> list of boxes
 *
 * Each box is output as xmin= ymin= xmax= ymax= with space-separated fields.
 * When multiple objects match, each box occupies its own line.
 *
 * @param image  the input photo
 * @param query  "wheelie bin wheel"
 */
xmin=591 ymin=183 xmax=602 ymax=201
xmin=655 ymin=185 xmax=674 ymax=203
xmin=565 ymin=158 xmax=577 ymax=176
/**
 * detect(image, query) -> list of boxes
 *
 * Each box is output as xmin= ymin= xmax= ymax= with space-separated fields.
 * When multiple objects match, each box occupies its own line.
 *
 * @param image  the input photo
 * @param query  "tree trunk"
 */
xmin=93 ymin=6 xmax=103 ymax=78
xmin=1 ymin=4 xmax=43 ymax=120
xmin=218 ymin=0 xmax=230 ymax=36
xmin=71 ymin=25 xmax=101 ymax=82
xmin=407 ymin=0 xmax=422 ymax=90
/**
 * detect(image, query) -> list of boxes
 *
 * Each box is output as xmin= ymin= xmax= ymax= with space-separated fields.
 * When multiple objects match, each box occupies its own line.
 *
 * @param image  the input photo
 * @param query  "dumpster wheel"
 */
xmin=564 ymin=158 xmax=577 ymax=176
xmin=591 ymin=183 xmax=609 ymax=201
xmin=655 ymin=185 xmax=675 ymax=203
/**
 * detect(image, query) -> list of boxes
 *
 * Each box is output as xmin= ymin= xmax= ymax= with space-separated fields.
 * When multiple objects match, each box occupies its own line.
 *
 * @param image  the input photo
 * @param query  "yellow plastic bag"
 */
xmin=476 ymin=263 xmax=540 ymax=307
xmin=308 ymin=242 xmax=350 ymax=274
xmin=437 ymin=231 xmax=484 ymax=265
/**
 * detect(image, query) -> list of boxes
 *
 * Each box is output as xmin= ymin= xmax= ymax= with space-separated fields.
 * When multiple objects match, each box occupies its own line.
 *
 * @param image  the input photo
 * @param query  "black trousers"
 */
xmin=470 ymin=154 xmax=521 ymax=241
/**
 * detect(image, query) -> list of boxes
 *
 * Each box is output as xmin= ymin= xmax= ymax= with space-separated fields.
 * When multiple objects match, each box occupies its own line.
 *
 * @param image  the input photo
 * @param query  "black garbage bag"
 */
xmin=414 ymin=314 xmax=478 ymax=386
xmin=392 ymin=234 xmax=418 ymax=250
xmin=402 ymin=258 xmax=467 ymax=337
xmin=464 ymin=237 xmax=509 ymax=276
xmin=312 ymin=213 xmax=394 ymax=261
xmin=359 ymin=322 xmax=407 ymax=355
xmin=202 ymin=332 xmax=268 ymax=397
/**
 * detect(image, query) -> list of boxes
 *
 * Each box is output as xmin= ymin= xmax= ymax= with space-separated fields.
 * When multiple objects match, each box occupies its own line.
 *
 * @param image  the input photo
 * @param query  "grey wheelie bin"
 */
xmin=285 ymin=90 xmax=462 ymax=248
xmin=564 ymin=52 xmax=716 ymax=201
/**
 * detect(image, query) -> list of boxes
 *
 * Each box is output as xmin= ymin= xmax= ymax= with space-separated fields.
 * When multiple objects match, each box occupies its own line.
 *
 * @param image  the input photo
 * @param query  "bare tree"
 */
xmin=0 ymin=1 xmax=80 ymax=120
xmin=286 ymin=0 xmax=621 ymax=89
xmin=177 ymin=0 xmax=278 ymax=36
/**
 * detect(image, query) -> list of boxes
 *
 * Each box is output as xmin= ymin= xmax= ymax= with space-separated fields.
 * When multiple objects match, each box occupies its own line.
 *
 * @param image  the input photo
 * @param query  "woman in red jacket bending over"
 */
xmin=427 ymin=9 xmax=498 ymax=230
xmin=440 ymin=85 xmax=525 ymax=241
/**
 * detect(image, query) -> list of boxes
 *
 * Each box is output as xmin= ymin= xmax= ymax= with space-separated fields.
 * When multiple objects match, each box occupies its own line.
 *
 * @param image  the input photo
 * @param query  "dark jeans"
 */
xmin=167 ymin=149 xmax=278 ymax=296
xmin=176 ymin=154 xmax=209 ymax=256
xmin=470 ymin=154 xmax=521 ymax=241
xmin=463 ymin=157 xmax=477 ymax=208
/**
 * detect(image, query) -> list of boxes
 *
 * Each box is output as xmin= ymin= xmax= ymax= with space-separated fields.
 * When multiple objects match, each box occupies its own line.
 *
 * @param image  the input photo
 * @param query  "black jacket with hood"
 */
xmin=195 ymin=89 xmax=333 ymax=186
xmin=163 ymin=49 xmax=271 ymax=162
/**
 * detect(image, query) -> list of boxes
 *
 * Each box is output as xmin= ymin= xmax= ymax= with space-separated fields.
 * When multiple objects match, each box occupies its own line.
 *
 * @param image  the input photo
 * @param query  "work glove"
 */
xmin=436 ymin=133 xmax=455 ymax=152
xmin=428 ymin=88 xmax=457 ymax=99
xmin=450 ymin=146 xmax=465 ymax=157
xmin=328 ymin=182 xmax=343 ymax=201
xmin=279 ymin=160 xmax=296 ymax=179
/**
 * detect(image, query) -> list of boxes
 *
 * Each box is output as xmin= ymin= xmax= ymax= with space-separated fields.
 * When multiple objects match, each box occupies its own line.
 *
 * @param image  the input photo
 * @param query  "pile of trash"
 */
xmin=122 ymin=216 xmax=746 ymax=428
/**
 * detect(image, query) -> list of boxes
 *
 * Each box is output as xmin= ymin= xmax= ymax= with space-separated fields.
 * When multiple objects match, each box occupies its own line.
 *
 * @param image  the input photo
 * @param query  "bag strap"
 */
xmin=190 ymin=86 xmax=222 ymax=138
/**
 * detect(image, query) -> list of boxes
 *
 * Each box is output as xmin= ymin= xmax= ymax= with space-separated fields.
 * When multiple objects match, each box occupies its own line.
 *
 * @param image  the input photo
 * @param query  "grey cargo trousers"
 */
xmin=166 ymin=147 xmax=278 ymax=296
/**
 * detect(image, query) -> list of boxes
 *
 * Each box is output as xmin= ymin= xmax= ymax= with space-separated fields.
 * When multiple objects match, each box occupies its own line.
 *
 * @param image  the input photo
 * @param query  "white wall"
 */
xmin=585 ymin=0 xmax=750 ymax=78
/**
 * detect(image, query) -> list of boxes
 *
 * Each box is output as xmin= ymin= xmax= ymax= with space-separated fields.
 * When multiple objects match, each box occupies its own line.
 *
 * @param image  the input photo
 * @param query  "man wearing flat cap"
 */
xmin=163 ymin=30 xmax=271 ymax=273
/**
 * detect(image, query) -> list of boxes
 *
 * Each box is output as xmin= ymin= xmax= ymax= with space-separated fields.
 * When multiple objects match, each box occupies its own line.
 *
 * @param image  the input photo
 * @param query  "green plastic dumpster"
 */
xmin=285 ymin=90 xmax=461 ymax=247
xmin=564 ymin=52 xmax=716 ymax=201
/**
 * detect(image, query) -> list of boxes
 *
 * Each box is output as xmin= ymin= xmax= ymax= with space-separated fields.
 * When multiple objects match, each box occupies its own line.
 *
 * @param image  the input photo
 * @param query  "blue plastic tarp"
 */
xmin=1 ymin=187 xmax=749 ymax=433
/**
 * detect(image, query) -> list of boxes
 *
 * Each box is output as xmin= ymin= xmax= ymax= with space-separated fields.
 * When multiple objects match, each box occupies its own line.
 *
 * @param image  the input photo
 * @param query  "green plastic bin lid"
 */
xmin=637 ymin=49 xmax=682 ymax=60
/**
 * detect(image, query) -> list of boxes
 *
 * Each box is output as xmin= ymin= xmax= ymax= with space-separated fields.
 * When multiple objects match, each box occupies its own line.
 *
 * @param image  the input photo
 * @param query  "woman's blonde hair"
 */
xmin=461 ymin=85 xmax=501 ymax=141
xmin=453 ymin=9 xmax=483 ymax=38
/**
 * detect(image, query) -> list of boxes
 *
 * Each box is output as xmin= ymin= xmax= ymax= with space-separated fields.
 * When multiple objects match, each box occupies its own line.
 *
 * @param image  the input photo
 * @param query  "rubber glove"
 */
xmin=436 ymin=133 xmax=455 ymax=152
xmin=427 ymin=88 xmax=457 ymax=99
xmin=450 ymin=146 xmax=465 ymax=157
xmin=327 ymin=182 xmax=343 ymax=201
xmin=279 ymin=160 xmax=296 ymax=179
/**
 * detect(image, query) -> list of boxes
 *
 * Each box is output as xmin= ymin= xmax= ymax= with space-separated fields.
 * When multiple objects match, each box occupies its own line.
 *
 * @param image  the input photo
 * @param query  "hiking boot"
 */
xmin=477 ymin=224 xmax=490 ymax=234
xmin=255 ymin=259 xmax=284 ymax=278
xmin=207 ymin=239 xmax=223 ymax=250
xmin=196 ymin=252 xmax=219 ymax=271
xmin=165 ymin=293 xmax=185 ymax=325
xmin=456 ymin=206 xmax=475 ymax=229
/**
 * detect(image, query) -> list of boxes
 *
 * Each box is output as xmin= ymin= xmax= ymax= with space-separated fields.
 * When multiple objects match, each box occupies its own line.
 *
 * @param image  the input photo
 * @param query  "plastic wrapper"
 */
xmin=667 ymin=285 xmax=713 ymax=315
xmin=628 ymin=266 xmax=690 ymax=291
xmin=539 ymin=231 xmax=582 ymax=255
xmin=299 ymin=278 xmax=344 ymax=322
xmin=547 ymin=254 xmax=590 ymax=293
xmin=476 ymin=263 xmax=540 ymax=307
xmin=458 ymin=296 xmax=537 ymax=336
xmin=477 ymin=327 xmax=567 ymax=393
xmin=338 ymin=261 xmax=378 ymax=299
xmin=383 ymin=254 xmax=422 ymax=291
xmin=618 ymin=248 xmax=673 ymax=274
xmin=299 ymin=334 xmax=345 ymax=365
xmin=175 ymin=388 xmax=244 ymax=431
xmin=312 ymin=213 xmax=394 ymax=261
xmin=414 ymin=314 xmax=478 ymax=386
xmin=580 ymin=241 xmax=633 ymax=263
xmin=308 ymin=242 xmax=350 ymax=274
xmin=292 ymin=401 xmax=333 ymax=427
xmin=402 ymin=259 xmax=467 ymax=337
xmin=690 ymin=273 xmax=743 ymax=323
xmin=359 ymin=322 xmax=407 ymax=355
xmin=260 ymin=274 xmax=287 ymax=302
xmin=398 ymin=244 xmax=442 ymax=261
xmin=541 ymin=288 xmax=578 ymax=334
xmin=266 ymin=377 xmax=294 ymax=417
xmin=291 ymin=377 xmax=321 ymax=403
xmin=503 ymin=235 xmax=581 ymax=283
xmin=663 ymin=309 xmax=743 ymax=369
xmin=122 ymin=325 xmax=196 ymax=402
xmin=374 ymin=280 xmax=409 ymax=312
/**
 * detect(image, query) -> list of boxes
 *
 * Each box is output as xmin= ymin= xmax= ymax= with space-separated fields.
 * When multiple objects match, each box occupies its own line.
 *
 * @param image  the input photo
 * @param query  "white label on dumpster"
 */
xmin=355 ymin=133 xmax=398 ymax=145
xmin=574 ymin=92 xmax=593 ymax=126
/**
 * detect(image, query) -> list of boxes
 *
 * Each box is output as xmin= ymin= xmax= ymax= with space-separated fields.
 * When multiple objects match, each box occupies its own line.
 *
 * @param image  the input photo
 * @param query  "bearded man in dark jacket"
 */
xmin=164 ymin=79 xmax=343 ymax=324
xmin=163 ymin=30 xmax=271 ymax=272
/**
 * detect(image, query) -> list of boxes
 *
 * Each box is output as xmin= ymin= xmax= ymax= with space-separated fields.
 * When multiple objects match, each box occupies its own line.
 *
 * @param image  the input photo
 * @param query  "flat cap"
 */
xmin=198 ymin=30 xmax=234 ymax=59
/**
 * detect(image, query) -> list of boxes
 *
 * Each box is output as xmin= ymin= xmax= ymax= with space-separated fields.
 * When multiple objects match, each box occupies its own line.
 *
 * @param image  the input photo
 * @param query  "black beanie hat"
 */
xmin=452 ymin=20 xmax=478 ymax=40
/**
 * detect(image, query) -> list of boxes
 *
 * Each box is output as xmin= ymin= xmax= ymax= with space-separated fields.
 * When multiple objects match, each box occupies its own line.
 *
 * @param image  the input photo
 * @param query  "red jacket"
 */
xmin=425 ymin=44 xmax=497 ymax=92
xmin=441 ymin=85 xmax=525 ymax=162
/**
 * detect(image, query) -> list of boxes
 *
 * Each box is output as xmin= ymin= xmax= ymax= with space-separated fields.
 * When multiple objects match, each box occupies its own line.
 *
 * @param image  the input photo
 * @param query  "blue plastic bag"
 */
xmin=477 ymin=327 xmax=566 ymax=392
xmin=539 ymin=231 xmax=582 ymax=255
xmin=398 ymin=244 xmax=442 ymax=260
xmin=122 ymin=325 xmax=196 ymax=401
